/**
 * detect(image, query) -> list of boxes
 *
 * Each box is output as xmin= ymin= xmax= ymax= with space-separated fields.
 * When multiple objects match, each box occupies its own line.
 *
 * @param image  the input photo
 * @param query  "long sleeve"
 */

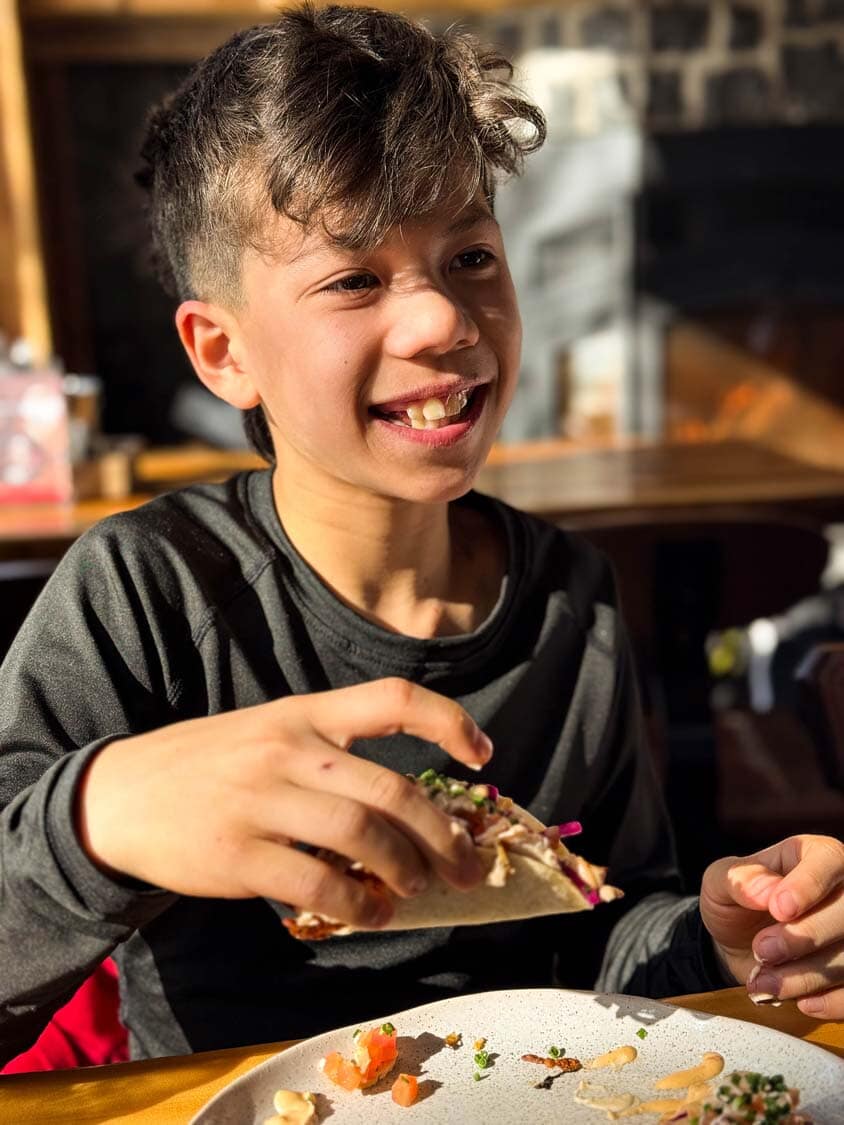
xmin=0 ymin=523 xmax=184 ymax=1064
xmin=596 ymin=892 xmax=735 ymax=997
xmin=0 ymin=744 xmax=175 ymax=1064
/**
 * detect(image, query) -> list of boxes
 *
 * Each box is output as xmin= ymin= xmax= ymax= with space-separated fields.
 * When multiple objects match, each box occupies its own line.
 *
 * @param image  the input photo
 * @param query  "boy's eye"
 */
xmin=453 ymin=248 xmax=495 ymax=271
xmin=325 ymin=272 xmax=379 ymax=293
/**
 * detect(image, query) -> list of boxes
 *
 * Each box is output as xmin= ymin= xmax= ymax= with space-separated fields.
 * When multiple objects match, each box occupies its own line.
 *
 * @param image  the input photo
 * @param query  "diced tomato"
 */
xmin=391 ymin=1073 xmax=419 ymax=1106
xmin=322 ymin=1051 xmax=362 ymax=1091
xmin=353 ymin=1025 xmax=398 ymax=1085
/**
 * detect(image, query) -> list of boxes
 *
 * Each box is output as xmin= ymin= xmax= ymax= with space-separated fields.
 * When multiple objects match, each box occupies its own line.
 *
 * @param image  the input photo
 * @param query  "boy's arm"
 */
xmin=0 ymin=741 xmax=176 ymax=1064
xmin=0 ymin=519 xmax=493 ymax=1064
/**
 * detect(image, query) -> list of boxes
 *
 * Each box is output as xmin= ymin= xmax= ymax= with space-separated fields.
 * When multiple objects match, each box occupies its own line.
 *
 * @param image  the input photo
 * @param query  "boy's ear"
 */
xmin=175 ymin=300 xmax=261 ymax=410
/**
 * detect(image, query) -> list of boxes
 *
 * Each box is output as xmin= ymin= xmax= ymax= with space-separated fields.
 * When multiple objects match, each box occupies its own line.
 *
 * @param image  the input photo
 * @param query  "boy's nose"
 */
xmin=385 ymin=286 xmax=480 ymax=359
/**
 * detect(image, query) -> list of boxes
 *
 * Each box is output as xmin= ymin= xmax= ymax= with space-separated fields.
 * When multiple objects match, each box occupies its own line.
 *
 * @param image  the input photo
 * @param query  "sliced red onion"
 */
xmin=558 ymin=821 xmax=582 ymax=838
xmin=560 ymin=861 xmax=601 ymax=906
xmin=487 ymin=784 xmax=499 ymax=802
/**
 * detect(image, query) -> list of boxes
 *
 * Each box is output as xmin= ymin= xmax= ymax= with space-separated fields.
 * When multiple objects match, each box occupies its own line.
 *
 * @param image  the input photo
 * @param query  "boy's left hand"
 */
xmin=700 ymin=835 xmax=844 ymax=1018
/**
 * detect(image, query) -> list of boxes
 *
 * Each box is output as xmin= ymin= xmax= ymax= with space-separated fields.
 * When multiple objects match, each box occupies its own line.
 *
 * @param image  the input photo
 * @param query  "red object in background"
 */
xmin=0 ymin=959 xmax=127 ymax=1074
xmin=0 ymin=370 xmax=72 ymax=503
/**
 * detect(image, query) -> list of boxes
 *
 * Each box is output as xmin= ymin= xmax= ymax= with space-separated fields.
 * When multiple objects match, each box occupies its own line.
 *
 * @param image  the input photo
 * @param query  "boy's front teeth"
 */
xmin=406 ymin=392 xmax=468 ymax=429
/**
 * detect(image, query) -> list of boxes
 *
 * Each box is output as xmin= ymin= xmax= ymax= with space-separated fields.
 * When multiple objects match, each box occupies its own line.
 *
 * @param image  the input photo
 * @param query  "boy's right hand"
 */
xmin=73 ymin=678 xmax=492 ymax=930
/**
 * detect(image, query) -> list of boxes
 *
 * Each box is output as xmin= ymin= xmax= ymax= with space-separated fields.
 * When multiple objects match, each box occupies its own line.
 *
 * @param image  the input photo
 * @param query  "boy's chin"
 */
xmin=369 ymin=468 xmax=481 ymax=507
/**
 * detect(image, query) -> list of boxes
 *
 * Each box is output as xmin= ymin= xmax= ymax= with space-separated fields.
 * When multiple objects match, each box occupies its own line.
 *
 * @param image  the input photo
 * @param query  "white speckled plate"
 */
xmin=191 ymin=989 xmax=844 ymax=1124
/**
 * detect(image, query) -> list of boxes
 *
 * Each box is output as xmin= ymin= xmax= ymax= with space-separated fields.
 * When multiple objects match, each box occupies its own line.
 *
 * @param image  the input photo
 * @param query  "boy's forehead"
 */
xmin=264 ymin=197 xmax=497 ymax=267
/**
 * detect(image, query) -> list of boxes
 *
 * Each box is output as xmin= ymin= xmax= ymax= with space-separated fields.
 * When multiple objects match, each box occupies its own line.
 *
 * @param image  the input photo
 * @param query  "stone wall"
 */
xmin=466 ymin=1 xmax=844 ymax=130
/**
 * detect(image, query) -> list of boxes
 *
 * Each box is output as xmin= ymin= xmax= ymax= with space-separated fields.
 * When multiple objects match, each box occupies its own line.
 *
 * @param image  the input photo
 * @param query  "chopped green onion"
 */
xmin=352 ymin=1028 xmax=361 ymax=1038
xmin=381 ymin=1022 xmax=396 ymax=1036
xmin=547 ymin=1046 xmax=561 ymax=1058
xmin=473 ymin=1070 xmax=483 ymax=1082
xmin=635 ymin=1028 xmax=647 ymax=1040
xmin=474 ymin=1050 xmax=490 ymax=1068
xmin=418 ymin=769 xmax=437 ymax=783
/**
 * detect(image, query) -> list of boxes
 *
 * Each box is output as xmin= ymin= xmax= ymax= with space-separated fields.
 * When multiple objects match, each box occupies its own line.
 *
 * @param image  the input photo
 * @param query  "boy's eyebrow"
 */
xmin=284 ymin=203 xmax=497 ymax=269
xmin=445 ymin=203 xmax=497 ymax=235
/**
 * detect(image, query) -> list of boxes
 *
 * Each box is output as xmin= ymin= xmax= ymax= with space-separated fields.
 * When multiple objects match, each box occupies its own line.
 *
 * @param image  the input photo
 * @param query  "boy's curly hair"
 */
xmin=136 ymin=3 xmax=545 ymax=460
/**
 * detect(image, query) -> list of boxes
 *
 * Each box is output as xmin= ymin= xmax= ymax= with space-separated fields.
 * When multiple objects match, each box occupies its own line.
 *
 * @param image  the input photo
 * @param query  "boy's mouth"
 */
xmin=370 ymin=388 xmax=477 ymax=430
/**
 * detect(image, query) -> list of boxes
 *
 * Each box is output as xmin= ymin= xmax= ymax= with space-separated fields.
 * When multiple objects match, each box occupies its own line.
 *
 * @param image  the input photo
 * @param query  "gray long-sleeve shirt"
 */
xmin=0 ymin=470 xmax=730 ymax=1064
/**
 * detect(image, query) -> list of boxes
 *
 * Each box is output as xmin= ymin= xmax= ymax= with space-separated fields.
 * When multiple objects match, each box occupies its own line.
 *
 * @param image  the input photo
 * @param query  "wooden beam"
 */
xmin=0 ymin=0 xmax=51 ymax=361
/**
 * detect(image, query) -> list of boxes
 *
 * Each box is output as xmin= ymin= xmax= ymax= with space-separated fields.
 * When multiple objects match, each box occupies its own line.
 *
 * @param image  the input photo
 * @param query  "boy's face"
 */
xmin=233 ymin=196 xmax=521 ymax=506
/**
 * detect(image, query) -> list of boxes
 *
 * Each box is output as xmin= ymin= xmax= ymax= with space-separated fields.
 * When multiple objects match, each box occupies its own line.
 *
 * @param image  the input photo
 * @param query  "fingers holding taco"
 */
xmin=281 ymin=771 xmax=622 ymax=940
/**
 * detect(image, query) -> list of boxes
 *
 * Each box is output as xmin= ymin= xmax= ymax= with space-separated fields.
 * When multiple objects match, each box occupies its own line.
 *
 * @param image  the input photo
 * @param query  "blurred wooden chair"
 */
xmin=712 ymin=641 xmax=844 ymax=854
xmin=714 ymin=706 xmax=844 ymax=851
xmin=796 ymin=642 xmax=844 ymax=794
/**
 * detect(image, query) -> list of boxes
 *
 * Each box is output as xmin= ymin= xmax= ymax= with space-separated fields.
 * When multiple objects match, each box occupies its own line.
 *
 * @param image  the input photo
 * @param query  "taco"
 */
xmin=282 ymin=770 xmax=622 ymax=940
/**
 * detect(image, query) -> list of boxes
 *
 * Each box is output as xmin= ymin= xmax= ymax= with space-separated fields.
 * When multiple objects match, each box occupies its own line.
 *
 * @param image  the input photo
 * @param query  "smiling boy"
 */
xmin=187 ymin=199 xmax=518 ymax=640
xmin=2 ymin=3 xmax=844 ymax=1067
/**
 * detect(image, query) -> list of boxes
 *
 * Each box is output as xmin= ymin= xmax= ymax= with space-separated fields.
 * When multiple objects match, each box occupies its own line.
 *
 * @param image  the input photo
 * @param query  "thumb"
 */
xmin=700 ymin=858 xmax=784 ymax=966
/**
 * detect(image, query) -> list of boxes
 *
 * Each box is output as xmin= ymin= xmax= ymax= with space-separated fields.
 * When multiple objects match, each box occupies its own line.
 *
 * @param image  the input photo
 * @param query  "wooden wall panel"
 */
xmin=0 ymin=0 xmax=51 ymax=361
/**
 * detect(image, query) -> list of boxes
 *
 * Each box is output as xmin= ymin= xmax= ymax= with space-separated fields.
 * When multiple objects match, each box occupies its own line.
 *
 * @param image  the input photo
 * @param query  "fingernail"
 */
xmin=775 ymin=890 xmax=799 ymax=919
xmin=474 ymin=729 xmax=493 ymax=761
xmin=748 ymin=968 xmax=780 ymax=1003
xmin=756 ymin=935 xmax=786 ymax=964
xmin=749 ymin=994 xmax=782 ymax=1007
xmin=798 ymin=996 xmax=825 ymax=1016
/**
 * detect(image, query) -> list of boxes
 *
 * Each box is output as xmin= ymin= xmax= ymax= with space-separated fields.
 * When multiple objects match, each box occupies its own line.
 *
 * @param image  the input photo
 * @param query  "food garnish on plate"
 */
xmin=522 ymin=1044 xmax=583 ymax=1089
xmin=585 ymin=1045 xmax=639 ymax=1072
xmin=574 ymin=1082 xmax=640 ymax=1115
xmin=391 ymin=1073 xmax=419 ymax=1106
xmin=522 ymin=1051 xmax=583 ymax=1072
xmin=570 ymin=1050 xmax=812 ymax=1124
xmin=319 ymin=1022 xmax=398 ymax=1092
xmin=283 ymin=772 xmax=622 ymax=939
xmin=655 ymin=1053 xmax=726 ymax=1092
xmin=585 ymin=1050 xmax=726 ymax=1120
xmin=665 ymin=1071 xmax=813 ymax=1124
xmin=263 ymin=1088 xmax=318 ymax=1125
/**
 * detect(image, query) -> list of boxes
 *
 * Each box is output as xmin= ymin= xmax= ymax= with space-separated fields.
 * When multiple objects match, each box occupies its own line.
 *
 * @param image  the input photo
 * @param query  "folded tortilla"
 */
xmin=282 ymin=777 xmax=622 ymax=940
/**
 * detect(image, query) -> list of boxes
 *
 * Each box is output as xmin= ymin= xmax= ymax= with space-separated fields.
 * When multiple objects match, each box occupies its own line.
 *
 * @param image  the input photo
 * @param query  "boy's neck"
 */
xmin=271 ymin=470 xmax=504 ymax=639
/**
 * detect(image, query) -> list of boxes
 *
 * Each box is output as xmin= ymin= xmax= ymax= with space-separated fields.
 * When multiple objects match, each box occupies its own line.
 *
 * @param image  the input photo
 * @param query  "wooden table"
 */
xmin=3 ymin=439 xmax=844 ymax=563
xmin=0 ymin=494 xmax=153 ymax=558
xmin=0 ymin=988 xmax=840 ymax=1124
xmin=478 ymin=438 xmax=844 ymax=524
